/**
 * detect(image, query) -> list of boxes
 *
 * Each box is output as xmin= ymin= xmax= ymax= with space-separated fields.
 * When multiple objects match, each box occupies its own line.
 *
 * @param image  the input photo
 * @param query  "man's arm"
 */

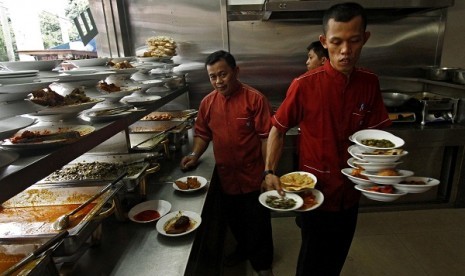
xmin=180 ymin=136 xmax=209 ymax=171
xmin=262 ymin=126 xmax=286 ymax=194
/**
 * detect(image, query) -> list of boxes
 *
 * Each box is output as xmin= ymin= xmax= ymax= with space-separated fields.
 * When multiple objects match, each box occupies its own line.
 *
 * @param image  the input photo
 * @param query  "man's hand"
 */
xmin=262 ymin=173 xmax=285 ymax=196
xmin=180 ymin=155 xmax=198 ymax=171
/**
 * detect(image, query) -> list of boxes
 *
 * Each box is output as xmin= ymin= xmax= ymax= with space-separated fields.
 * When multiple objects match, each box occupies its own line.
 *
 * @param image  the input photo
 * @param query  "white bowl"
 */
xmin=361 ymin=170 xmax=414 ymax=185
xmin=0 ymin=60 xmax=63 ymax=71
xmin=258 ymin=190 xmax=303 ymax=212
xmin=294 ymin=189 xmax=324 ymax=212
xmin=128 ymin=199 xmax=171 ymax=223
xmin=348 ymin=145 xmax=408 ymax=163
xmin=347 ymin=157 xmax=358 ymax=168
xmin=353 ymin=159 xmax=402 ymax=172
xmin=392 ymin=176 xmax=440 ymax=193
xmin=353 ymin=129 xmax=404 ymax=152
xmin=279 ymin=171 xmax=317 ymax=192
xmin=355 ymin=184 xmax=407 ymax=202
xmin=70 ymin=57 xmax=109 ymax=67
xmin=60 ymin=68 xmax=97 ymax=75
xmin=172 ymin=176 xmax=208 ymax=192
xmin=341 ymin=168 xmax=373 ymax=186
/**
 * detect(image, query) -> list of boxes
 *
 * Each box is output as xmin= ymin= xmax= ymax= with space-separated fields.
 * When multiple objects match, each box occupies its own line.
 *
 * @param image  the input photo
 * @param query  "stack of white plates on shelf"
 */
xmin=0 ymin=70 xmax=39 ymax=85
xmin=342 ymin=129 xmax=439 ymax=202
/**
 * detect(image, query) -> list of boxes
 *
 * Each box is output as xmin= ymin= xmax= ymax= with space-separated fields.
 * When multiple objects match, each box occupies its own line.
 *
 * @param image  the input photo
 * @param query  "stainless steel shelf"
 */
xmin=0 ymin=86 xmax=189 ymax=203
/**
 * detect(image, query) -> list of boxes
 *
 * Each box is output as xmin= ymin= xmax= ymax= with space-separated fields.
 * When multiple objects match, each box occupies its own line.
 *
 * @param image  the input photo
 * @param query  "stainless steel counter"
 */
xmin=68 ymin=132 xmax=220 ymax=275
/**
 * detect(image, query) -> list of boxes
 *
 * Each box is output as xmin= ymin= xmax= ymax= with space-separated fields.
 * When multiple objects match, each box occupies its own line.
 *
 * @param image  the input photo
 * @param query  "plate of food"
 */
xmin=352 ymin=129 xmax=404 ymax=153
xmin=121 ymin=95 xmax=161 ymax=106
xmin=128 ymin=200 xmax=171 ymax=223
xmin=355 ymin=184 xmax=407 ymax=202
xmin=81 ymin=107 xmax=133 ymax=122
xmin=352 ymin=159 xmax=402 ymax=172
xmin=1 ymin=125 xmax=95 ymax=149
xmin=279 ymin=171 xmax=317 ymax=192
xmin=392 ymin=176 xmax=440 ymax=193
xmin=294 ymin=189 xmax=324 ymax=212
xmin=156 ymin=210 xmax=201 ymax=237
xmin=0 ymin=116 xmax=36 ymax=140
xmin=348 ymin=145 xmax=408 ymax=163
xmin=361 ymin=169 xmax=414 ymax=185
xmin=258 ymin=190 xmax=303 ymax=212
xmin=172 ymin=176 xmax=208 ymax=192
xmin=341 ymin=168 xmax=373 ymax=186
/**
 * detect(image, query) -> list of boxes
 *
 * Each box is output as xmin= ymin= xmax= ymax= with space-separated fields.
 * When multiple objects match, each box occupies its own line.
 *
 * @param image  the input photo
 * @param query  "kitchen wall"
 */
xmin=442 ymin=1 xmax=465 ymax=68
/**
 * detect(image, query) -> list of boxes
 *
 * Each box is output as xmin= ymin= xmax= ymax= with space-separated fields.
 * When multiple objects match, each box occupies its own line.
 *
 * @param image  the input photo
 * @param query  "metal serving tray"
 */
xmin=140 ymin=109 xmax=197 ymax=121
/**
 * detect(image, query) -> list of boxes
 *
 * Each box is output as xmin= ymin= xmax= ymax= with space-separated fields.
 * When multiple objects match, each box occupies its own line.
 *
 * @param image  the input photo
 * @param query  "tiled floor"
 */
xmin=223 ymin=208 xmax=465 ymax=276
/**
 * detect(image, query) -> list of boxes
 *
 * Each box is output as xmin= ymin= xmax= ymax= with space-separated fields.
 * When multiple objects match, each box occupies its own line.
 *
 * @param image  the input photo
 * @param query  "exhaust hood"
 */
xmin=228 ymin=0 xmax=455 ymax=21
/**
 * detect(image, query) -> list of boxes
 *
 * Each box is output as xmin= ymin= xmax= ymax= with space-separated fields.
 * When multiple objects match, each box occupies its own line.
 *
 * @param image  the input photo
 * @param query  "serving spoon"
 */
xmin=52 ymin=171 xmax=127 ymax=231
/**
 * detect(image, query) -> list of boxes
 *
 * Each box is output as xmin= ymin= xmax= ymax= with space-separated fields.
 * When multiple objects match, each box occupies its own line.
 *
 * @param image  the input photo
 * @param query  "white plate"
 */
xmin=355 ymin=184 xmax=407 ymax=202
xmin=392 ymin=176 xmax=440 ymax=193
xmin=0 ymin=79 xmax=57 ymax=93
xmin=279 ymin=171 xmax=317 ymax=193
xmin=294 ymin=189 xmax=324 ymax=212
xmin=1 ymin=124 xmax=95 ymax=149
xmin=353 ymin=159 xmax=402 ymax=172
xmin=341 ymin=168 xmax=373 ymax=186
xmin=156 ymin=210 xmax=202 ymax=237
xmin=81 ymin=107 xmax=132 ymax=122
xmin=121 ymin=95 xmax=161 ymax=106
xmin=361 ymin=170 xmax=415 ymax=185
xmin=70 ymin=58 xmax=109 ymax=67
xmin=0 ymin=116 xmax=36 ymax=140
xmin=55 ymin=71 xmax=115 ymax=82
xmin=33 ymin=98 xmax=104 ymax=115
xmin=352 ymin=129 xmax=404 ymax=152
xmin=0 ymin=150 xmax=19 ymax=169
xmin=348 ymin=145 xmax=408 ymax=163
xmin=347 ymin=157 xmax=358 ymax=168
xmin=60 ymin=68 xmax=97 ymax=75
xmin=172 ymin=176 xmax=208 ymax=192
xmin=107 ymin=68 xmax=139 ymax=75
xmin=109 ymin=57 xmax=136 ymax=63
xmin=0 ymin=70 xmax=39 ymax=78
xmin=0 ymin=60 xmax=62 ymax=71
xmin=137 ymin=56 xmax=172 ymax=62
xmin=258 ymin=190 xmax=303 ymax=212
xmin=128 ymin=199 xmax=171 ymax=223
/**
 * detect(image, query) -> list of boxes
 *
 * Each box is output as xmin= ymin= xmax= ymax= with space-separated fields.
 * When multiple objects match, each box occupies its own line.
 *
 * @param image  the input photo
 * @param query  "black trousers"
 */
xmin=296 ymin=204 xmax=359 ymax=276
xmin=221 ymin=191 xmax=274 ymax=271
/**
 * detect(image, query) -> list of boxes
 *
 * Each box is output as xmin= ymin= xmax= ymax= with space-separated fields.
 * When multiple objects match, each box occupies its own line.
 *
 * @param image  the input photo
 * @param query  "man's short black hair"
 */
xmin=205 ymin=50 xmax=237 ymax=69
xmin=307 ymin=41 xmax=329 ymax=59
xmin=322 ymin=2 xmax=367 ymax=33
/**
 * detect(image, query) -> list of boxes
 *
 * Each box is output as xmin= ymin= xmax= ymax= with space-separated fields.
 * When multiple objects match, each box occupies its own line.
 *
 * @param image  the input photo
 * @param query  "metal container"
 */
xmin=381 ymin=91 xmax=413 ymax=107
xmin=424 ymin=66 xmax=459 ymax=81
xmin=452 ymin=69 xmax=465 ymax=84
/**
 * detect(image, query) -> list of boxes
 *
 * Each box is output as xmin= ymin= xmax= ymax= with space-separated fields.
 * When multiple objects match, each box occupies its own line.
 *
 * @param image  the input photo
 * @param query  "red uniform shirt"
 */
xmin=273 ymin=61 xmax=391 ymax=211
xmin=195 ymin=84 xmax=272 ymax=195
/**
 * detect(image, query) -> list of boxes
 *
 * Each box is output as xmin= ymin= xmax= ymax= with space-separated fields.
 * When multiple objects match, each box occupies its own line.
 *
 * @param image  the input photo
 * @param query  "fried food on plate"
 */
xmin=280 ymin=172 xmax=315 ymax=191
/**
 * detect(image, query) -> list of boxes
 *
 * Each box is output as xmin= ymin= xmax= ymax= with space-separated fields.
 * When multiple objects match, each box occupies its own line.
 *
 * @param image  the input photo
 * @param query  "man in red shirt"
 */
xmin=180 ymin=50 xmax=274 ymax=275
xmin=263 ymin=3 xmax=391 ymax=276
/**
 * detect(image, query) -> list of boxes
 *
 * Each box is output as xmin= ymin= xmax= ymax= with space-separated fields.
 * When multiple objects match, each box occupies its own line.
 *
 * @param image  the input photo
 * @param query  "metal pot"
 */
xmin=452 ymin=69 xmax=465 ymax=85
xmin=423 ymin=66 xmax=459 ymax=81
xmin=381 ymin=92 xmax=412 ymax=107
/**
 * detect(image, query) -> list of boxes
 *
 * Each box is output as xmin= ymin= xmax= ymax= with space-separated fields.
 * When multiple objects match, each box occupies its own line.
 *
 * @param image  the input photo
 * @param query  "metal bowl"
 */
xmin=452 ymin=69 xmax=465 ymax=85
xmin=382 ymin=92 xmax=412 ymax=107
xmin=423 ymin=66 xmax=459 ymax=81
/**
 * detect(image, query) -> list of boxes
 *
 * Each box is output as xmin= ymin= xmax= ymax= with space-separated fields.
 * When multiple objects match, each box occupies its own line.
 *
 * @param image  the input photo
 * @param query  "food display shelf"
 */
xmin=0 ymin=86 xmax=188 ymax=204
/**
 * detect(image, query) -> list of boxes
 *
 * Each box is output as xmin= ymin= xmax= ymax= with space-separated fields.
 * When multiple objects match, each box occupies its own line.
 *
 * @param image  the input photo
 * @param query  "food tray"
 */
xmin=128 ymin=120 xmax=189 ymax=134
xmin=140 ymin=109 xmax=197 ymax=121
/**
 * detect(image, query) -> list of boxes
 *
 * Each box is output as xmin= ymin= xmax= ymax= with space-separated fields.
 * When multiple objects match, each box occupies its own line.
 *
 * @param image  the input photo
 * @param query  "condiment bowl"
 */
xmin=128 ymin=199 xmax=171 ymax=223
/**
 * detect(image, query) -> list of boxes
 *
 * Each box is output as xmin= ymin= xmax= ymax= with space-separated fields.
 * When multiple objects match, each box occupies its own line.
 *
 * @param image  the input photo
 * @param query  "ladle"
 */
xmin=52 ymin=171 xmax=127 ymax=231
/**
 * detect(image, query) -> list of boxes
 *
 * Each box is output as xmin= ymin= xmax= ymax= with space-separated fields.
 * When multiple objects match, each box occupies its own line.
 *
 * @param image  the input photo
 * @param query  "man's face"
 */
xmin=206 ymin=59 xmax=239 ymax=96
xmin=306 ymin=49 xmax=326 ymax=71
xmin=320 ymin=16 xmax=370 ymax=76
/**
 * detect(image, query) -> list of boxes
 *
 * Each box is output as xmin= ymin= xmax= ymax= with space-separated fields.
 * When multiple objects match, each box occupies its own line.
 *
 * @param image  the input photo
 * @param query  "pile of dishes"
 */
xmin=342 ymin=129 xmax=439 ymax=202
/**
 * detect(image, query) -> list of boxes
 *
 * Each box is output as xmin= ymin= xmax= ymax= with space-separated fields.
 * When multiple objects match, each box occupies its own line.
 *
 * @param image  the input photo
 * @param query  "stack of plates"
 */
xmin=0 ymin=70 xmax=39 ymax=85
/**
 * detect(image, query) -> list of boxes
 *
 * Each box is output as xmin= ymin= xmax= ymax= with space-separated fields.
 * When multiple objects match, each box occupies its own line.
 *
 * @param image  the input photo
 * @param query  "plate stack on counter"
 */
xmin=342 ymin=129 xmax=440 ymax=202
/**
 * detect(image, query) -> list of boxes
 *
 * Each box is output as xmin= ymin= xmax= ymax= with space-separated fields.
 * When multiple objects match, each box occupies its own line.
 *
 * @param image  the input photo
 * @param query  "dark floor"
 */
xmin=223 ymin=208 xmax=465 ymax=276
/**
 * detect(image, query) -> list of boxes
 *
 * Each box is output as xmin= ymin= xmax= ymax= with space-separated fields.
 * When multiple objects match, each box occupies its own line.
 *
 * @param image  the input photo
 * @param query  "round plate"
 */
xmin=348 ymin=145 xmax=408 ymax=163
xmin=355 ymin=184 xmax=407 ymax=202
xmin=280 ymin=171 xmax=317 ymax=193
xmin=33 ymin=98 xmax=105 ymax=115
xmin=0 ymin=150 xmax=19 ymax=169
xmin=392 ymin=176 xmax=440 ymax=193
xmin=361 ymin=170 xmax=415 ymax=185
xmin=0 ymin=79 xmax=57 ymax=93
xmin=341 ymin=168 xmax=373 ymax=186
xmin=172 ymin=176 xmax=208 ymax=192
xmin=352 ymin=130 xmax=404 ymax=153
xmin=55 ymin=71 xmax=115 ymax=82
xmin=353 ymin=159 xmax=402 ymax=172
xmin=1 ymin=124 xmax=95 ymax=149
xmin=347 ymin=157 xmax=358 ymax=168
xmin=107 ymin=68 xmax=139 ymax=75
xmin=59 ymin=68 xmax=97 ymax=75
xmin=0 ymin=116 xmax=36 ymax=140
xmin=128 ymin=200 xmax=171 ymax=223
xmin=156 ymin=210 xmax=202 ymax=237
xmin=258 ymin=190 xmax=303 ymax=212
xmin=69 ymin=58 xmax=109 ymax=67
xmin=0 ymin=70 xmax=39 ymax=77
xmin=0 ymin=60 xmax=62 ymax=71
xmin=294 ymin=189 xmax=324 ymax=212
xmin=81 ymin=107 xmax=132 ymax=122
xmin=121 ymin=95 xmax=161 ymax=106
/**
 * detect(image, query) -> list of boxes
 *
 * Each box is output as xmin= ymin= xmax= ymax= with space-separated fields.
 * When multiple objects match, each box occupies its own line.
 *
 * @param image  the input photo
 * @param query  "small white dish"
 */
xmin=355 ymin=184 xmax=407 ymax=202
xmin=156 ymin=210 xmax=201 ymax=237
xmin=348 ymin=145 xmax=408 ymax=163
xmin=128 ymin=199 xmax=171 ymax=223
xmin=172 ymin=176 xmax=208 ymax=192
xmin=258 ymin=190 xmax=303 ymax=212
xmin=341 ymin=168 xmax=373 ymax=186
xmin=361 ymin=170 xmax=414 ymax=185
xmin=353 ymin=159 xmax=402 ymax=172
xmin=392 ymin=176 xmax=440 ymax=193
xmin=294 ymin=189 xmax=324 ymax=212
xmin=352 ymin=129 xmax=404 ymax=153
xmin=70 ymin=57 xmax=109 ymax=67
xmin=279 ymin=171 xmax=317 ymax=192
xmin=347 ymin=157 xmax=359 ymax=168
